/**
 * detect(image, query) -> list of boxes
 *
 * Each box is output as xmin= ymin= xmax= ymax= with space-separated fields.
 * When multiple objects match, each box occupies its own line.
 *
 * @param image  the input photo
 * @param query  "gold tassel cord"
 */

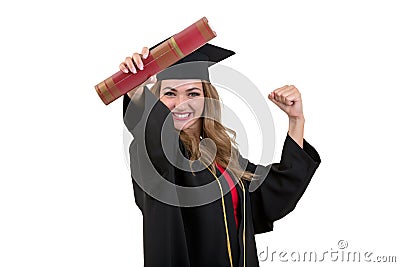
xmin=199 ymin=160 xmax=246 ymax=267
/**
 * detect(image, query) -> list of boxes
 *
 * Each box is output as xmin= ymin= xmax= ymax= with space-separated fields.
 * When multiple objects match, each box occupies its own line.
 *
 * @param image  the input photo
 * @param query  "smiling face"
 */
xmin=159 ymin=79 xmax=205 ymax=136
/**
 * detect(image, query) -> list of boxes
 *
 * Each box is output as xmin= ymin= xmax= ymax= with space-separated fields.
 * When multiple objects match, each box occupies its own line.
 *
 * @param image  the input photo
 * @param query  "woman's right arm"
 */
xmin=119 ymin=46 xmax=156 ymax=99
xmin=121 ymin=47 xmax=183 ymax=186
xmin=120 ymin=48 xmax=190 ymax=264
xmin=121 ymin=47 xmax=157 ymax=131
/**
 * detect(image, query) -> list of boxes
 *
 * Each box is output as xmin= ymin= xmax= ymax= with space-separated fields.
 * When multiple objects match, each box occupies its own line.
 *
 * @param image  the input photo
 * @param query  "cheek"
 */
xmin=192 ymin=98 xmax=205 ymax=114
xmin=159 ymin=97 xmax=174 ymax=111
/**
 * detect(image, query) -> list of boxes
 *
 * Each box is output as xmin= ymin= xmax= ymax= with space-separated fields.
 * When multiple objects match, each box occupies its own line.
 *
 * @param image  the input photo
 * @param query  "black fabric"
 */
xmin=157 ymin=60 xmax=211 ymax=81
xmin=123 ymin=88 xmax=321 ymax=267
xmin=155 ymin=43 xmax=235 ymax=81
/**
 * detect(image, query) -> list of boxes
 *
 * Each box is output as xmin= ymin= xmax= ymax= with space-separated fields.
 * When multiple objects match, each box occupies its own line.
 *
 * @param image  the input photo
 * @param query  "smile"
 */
xmin=172 ymin=112 xmax=193 ymax=121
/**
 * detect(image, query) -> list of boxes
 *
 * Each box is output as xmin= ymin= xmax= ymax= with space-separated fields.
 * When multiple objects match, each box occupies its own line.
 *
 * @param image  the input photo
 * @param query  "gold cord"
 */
xmin=199 ymin=160 xmax=246 ymax=267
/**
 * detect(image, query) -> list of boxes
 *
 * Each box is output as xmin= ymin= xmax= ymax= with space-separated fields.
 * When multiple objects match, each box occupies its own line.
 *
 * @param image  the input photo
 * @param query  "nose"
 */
xmin=174 ymin=95 xmax=190 ymax=110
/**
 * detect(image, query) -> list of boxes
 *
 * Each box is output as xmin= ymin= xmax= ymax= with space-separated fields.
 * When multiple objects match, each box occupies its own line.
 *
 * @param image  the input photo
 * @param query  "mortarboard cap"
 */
xmin=156 ymin=43 xmax=235 ymax=81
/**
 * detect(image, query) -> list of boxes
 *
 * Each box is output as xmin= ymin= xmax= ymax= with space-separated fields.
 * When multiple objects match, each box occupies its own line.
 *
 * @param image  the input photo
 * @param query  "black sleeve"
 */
xmin=123 ymin=85 xmax=192 ymax=266
xmin=123 ymin=86 xmax=182 ymax=203
xmin=239 ymin=134 xmax=321 ymax=234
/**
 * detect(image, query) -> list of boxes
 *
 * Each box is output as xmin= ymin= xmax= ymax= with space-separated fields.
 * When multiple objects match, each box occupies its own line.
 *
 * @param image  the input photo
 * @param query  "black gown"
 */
xmin=123 ymin=86 xmax=321 ymax=267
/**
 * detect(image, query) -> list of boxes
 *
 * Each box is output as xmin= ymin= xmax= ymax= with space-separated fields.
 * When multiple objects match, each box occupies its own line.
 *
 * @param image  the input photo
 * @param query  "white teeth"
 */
xmin=174 ymin=113 xmax=190 ymax=118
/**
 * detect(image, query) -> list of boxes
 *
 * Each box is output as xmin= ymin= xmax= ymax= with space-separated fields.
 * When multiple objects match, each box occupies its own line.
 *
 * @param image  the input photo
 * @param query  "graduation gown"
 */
xmin=123 ymin=86 xmax=321 ymax=267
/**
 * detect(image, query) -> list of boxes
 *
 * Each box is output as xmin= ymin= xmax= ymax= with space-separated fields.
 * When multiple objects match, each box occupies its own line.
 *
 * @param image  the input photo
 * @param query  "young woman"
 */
xmin=121 ymin=44 xmax=321 ymax=267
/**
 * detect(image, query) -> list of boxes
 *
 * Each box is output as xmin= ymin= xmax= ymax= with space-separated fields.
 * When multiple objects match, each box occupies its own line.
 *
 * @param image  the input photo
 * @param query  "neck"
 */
xmin=182 ymin=128 xmax=201 ymax=140
xmin=182 ymin=119 xmax=202 ymax=140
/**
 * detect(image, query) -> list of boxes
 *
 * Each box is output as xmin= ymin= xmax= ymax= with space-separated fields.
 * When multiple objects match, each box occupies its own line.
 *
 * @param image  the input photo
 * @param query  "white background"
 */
xmin=1 ymin=0 xmax=399 ymax=266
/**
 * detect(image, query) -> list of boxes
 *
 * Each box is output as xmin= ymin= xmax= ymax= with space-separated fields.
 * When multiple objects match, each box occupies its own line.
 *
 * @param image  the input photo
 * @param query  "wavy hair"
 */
xmin=150 ymin=80 xmax=255 ymax=182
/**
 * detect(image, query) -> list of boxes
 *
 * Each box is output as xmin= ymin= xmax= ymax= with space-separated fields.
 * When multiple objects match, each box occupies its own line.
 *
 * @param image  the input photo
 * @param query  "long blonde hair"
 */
xmin=151 ymin=80 xmax=254 ymax=181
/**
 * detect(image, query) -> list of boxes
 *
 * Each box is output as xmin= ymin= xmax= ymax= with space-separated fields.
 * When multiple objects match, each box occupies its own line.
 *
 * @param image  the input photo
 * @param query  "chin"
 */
xmin=174 ymin=124 xmax=191 ymax=132
xmin=174 ymin=119 xmax=197 ymax=132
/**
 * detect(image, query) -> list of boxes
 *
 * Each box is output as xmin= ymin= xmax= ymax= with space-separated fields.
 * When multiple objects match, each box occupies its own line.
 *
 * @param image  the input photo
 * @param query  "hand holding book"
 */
xmin=95 ymin=17 xmax=216 ymax=105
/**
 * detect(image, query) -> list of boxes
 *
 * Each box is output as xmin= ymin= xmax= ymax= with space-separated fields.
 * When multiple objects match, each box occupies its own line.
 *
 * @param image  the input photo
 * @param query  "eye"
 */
xmin=188 ymin=92 xmax=200 ymax=97
xmin=164 ymin=92 xmax=175 ymax=96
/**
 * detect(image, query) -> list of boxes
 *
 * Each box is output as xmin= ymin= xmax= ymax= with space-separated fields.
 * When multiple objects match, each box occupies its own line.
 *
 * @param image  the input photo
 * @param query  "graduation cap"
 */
xmin=156 ymin=43 xmax=235 ymax=81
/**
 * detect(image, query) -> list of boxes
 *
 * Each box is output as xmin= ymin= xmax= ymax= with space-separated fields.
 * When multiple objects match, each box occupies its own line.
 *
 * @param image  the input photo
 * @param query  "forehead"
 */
xmin=161 ymin=79 xmax=202 ymax=89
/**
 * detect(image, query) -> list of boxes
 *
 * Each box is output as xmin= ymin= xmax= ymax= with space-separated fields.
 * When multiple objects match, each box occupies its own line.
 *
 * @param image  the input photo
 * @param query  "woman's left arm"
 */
xmin=239 ymin=134 xmax=321 ymax=235
xmin=268 ymin=85 xmax=305 ymax=148
xmin=238 ymin=85 xmax=321 ymax=234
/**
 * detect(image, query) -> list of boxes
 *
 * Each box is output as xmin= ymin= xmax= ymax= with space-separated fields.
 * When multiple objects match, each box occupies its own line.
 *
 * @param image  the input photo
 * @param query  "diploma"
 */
xmin=95 ymin=17 xmax=217 ymax=105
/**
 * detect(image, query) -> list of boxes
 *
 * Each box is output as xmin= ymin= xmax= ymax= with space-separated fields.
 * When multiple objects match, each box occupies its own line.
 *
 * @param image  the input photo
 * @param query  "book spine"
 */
xmin=95 ymin=17 xmax=216 ymax=105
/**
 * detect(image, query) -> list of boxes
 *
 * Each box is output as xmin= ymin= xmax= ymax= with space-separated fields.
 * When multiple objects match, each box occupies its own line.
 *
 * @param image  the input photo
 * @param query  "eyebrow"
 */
xmin=161 ymin=87 xmax=201 ymax=92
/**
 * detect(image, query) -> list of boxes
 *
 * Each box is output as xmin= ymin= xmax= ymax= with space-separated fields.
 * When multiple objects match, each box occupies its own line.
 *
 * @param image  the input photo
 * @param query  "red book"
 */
xmin=95 ymin=17 xmax=217 ymax=105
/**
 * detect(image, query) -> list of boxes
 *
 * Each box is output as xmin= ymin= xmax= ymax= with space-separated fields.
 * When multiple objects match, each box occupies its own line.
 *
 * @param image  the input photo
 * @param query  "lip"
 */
xmin=172 ymin=112 xmax=193 ymax=121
